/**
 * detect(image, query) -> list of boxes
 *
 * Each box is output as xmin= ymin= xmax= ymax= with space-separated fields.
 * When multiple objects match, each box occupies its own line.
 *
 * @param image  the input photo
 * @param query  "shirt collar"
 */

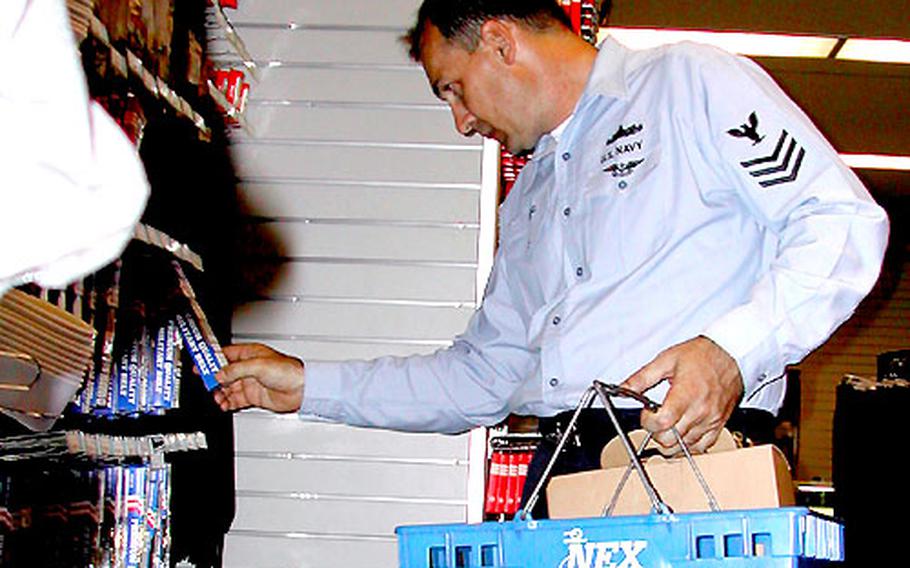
xmin=534 ymin=114 xmax=571 ymax=157
xmin=549 ymin=113 xmax=573 ymax=143
xmin=585 ymin=36 xmax=631 ymax=100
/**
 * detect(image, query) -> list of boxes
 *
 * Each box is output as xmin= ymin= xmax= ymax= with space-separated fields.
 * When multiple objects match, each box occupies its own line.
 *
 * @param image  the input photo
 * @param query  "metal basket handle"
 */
xmin=519 ymin=380 xmax=720 ymax=519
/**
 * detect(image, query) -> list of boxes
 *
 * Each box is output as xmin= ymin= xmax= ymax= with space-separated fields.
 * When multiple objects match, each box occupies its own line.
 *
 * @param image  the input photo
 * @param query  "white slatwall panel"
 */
xmin=233 ymin=301 xmax=476 ymax=339
xmin=234 ymin=144 xmax=481 ymax=182
xmin=238 ymin=221 xmax=479 ymax=261
xmin=226 ymin=0 xmax=422 ymax=27
xmin=238 ymin=261 xmax=476 ymax=302
xmin=236 ymin=28 xmax=410 ymax=65
xmin=223 ymin=1 xmax=491 ymax=566
xmin=239 ymin=106 xmax=462 ymax=142
xmin=237 ymin=183 xmax=479 ymax=223
xmin=245 ymin=67 xmax=436 ymax=103
xmin=794 ymin=258 xmax=910 ymax=481
xmin=254 ymin=339 xmax=446 ymax=363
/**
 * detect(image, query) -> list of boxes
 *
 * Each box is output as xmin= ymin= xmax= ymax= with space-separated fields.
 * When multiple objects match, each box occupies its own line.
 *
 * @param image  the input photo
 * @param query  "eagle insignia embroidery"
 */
xmin=730 ymin=112 xmax=806 ymax=188
xmin=727 ymin=112 xmax=765 ymax=145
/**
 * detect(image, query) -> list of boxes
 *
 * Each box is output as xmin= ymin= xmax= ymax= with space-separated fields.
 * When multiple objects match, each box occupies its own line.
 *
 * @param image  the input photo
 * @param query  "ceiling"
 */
xmin=605 ymin=1 xmax=910 ymax=204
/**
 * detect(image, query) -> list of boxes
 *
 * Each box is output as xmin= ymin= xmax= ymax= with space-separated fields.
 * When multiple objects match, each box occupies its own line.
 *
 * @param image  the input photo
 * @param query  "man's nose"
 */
xmin=451 ymin=102 xmax=477 ymax=137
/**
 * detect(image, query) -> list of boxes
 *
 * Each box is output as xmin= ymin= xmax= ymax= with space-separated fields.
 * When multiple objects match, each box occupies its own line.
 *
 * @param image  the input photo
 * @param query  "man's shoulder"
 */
xmin=626 ymin=40 xmax=740 ymax=75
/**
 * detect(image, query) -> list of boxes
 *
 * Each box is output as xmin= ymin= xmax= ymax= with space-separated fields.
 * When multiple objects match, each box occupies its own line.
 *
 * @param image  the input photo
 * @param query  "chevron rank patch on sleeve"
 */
xmin=728 ymin=112 xmax=806 ymax=188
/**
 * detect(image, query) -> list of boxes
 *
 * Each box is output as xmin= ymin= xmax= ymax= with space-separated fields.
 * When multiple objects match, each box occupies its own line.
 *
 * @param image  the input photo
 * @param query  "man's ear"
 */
xmin=479 ymin=19 xmax=517 ymax=65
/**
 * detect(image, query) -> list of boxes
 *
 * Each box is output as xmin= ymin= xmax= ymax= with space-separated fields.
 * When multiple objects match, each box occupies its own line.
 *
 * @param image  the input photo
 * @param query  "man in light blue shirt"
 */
xmin=214 ymin=0 xmax=888 ymax=512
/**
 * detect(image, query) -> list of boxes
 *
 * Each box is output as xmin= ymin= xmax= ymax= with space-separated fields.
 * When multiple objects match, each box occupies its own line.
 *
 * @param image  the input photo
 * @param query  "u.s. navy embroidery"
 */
xmin=601 ymin=122 xmax=645 ymax=177
xmin=727 ymin=112 xmax=764 ymax=145
xmin=603 ymin=159 xmax=644 ymax=178
xmin=605 ymin=123 xmax=643 ymax=146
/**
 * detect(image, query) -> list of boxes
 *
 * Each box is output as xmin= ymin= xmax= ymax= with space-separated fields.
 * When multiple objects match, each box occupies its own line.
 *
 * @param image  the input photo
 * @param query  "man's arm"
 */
xmin=215 ymin=247 xmax=536 ymax=434
xmin=623 ymin=43 xmax=889 ymax=452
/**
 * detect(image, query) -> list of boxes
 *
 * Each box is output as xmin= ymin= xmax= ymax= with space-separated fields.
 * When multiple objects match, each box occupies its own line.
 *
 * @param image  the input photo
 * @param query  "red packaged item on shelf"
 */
xmin=571 ymin=0 xmax=582 ymax=35
xmin=484 ymin=451 xmax=504 ymax=515
xmin=503 ymin=452 xmax=517 ymax=514
xmin=226 ymin=69 xmax=244 ymax=106
xmin=237 ymin=81 xmax=250 ymax=114
xmin=121 ymin=94 xmax=148 ymax=146
xmin=213 ymin=69 xmax=230 ymax=92
xmin=516 ymin=451 xmax=531 ymax=510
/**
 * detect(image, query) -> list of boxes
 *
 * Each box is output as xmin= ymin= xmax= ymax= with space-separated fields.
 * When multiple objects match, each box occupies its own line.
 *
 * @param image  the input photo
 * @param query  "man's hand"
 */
xmin=621 ymin=336 xmax=743 ymax=454
xmin=214 ymin=343 xmax=305 ymax=413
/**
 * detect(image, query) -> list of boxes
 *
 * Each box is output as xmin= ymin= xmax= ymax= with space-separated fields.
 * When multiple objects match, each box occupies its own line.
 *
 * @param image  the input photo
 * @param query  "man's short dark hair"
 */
xmin=403 ymin=0 xmax=573 ymax=62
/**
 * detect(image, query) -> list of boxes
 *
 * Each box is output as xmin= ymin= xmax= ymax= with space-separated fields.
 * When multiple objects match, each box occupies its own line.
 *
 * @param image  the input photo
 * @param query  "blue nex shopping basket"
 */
xmin=397 ymin=383 xmax=844 ymax=567
xmin=396 ymin=506 xmax=844 ymax=567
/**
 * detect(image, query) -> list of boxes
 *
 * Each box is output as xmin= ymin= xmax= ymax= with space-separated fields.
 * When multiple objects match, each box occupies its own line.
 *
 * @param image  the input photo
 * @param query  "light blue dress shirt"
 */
xmin=301 ymin=38 xmax=889 ymax=434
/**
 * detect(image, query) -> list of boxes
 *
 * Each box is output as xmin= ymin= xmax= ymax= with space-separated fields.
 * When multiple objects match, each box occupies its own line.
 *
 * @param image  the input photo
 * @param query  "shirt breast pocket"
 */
xmin=583 ymin=145 xmax=672 ymax=274
xmin=592 ymin=142 xmax=662 ymax=195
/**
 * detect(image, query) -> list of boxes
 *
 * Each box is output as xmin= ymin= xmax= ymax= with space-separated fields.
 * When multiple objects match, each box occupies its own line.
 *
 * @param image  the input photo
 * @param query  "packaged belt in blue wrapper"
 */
xmin=172 ymin=261 xmax=225 ymax=391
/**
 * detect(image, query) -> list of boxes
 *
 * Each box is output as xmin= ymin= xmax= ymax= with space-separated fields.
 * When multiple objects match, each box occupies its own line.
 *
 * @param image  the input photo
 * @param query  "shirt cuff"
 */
xmin=298 ymin=360 xmax=346 ymax=421
xmin=702 ymin=304 xmax=785 ymax=412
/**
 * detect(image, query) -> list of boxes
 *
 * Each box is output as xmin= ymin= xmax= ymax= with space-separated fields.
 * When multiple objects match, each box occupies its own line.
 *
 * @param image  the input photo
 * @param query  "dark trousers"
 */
xmin=519 ymin=407 xmax=777 ymax=519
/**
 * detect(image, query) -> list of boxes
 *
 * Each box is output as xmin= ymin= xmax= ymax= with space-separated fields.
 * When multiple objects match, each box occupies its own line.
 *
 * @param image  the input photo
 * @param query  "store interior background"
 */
xmin=221 ymin=1 xmax=908 ymax=565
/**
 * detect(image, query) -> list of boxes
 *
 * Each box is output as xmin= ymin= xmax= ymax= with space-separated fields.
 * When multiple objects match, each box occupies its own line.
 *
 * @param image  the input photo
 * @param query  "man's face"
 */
xmin=419 ymin=24 xmax=536 ymax=154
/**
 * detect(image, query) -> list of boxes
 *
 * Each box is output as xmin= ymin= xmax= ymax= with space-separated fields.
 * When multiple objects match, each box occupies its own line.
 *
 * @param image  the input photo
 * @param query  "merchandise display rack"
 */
xmin=0 ymin=1 xmax=247 ymax=565
xmin=87 ymin=14 xmax=212 ymax=141
xmin=205 ymin=2 xmax=255 ymax=133
xmin=205 ymin=2 xmax=259 ymax=82
xmin=132 ymin=224 xmax=204 ymax=273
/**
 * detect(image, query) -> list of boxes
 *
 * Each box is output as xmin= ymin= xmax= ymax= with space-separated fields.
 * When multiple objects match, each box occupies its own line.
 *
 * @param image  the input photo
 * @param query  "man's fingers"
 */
xmin=640 ymin=387 xmax=689 ymax=435
xmin=216 ymin=358 xmax=271 ymax=386
xmin=622 ymin=357 xmax=672 ymax=395
xmin=688 ymin=427 xmax=721 ymax=454
xmin=212 ymin=345 xmax=305 ymax=413
xmin=646 ymin=407 xmax=689 ymax=451
xmin=214 ymin=387 xmax=244 ymax=412
xmin=222 ymin=343 xmax=275 ymax=363
xmin=646 ymin=405 xmax=725 ymax=454
xmin=215 ymin=379 xmax=258 ymax=411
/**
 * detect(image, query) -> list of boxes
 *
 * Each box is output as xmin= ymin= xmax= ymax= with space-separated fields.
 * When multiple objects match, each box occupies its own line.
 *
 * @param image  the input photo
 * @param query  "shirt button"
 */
xmin=576 ymin=266 xmax=584 ymax=277
xmin=552 ymin=316 xmax=561 ymax=325
xmin=561 ymin=152 xmax=571 ymax=161
xmin=618 ymin=181 xmax=628 ymax=190
xmin=759 ymin=372 xmax=769 ymax=381
xmin=563 ymin=207 xmax=571 ymax=217
xmin=549 ymin=377 xmax=560 ymax=387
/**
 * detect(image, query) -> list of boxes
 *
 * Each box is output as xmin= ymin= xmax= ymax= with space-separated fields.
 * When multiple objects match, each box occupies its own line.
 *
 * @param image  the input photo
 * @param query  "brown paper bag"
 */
xmin=547 ymin=442 xmax=796 ymax=519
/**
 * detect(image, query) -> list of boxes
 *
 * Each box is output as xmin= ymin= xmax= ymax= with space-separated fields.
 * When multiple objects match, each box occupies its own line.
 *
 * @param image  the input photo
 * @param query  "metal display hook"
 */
xmin=518 ymin=381 xmax=720 ymax=520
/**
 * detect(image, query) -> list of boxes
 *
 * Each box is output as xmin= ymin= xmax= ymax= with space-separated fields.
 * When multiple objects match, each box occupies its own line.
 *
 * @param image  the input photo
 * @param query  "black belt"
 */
xmin=537 ymin=407 xmax=642 ymax=449
xmin=538 ymin=406 xmax=778 ymax=449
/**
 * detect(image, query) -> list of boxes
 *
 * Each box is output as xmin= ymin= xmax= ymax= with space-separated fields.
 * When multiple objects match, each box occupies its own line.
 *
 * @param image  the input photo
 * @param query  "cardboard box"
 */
xmin=547 ymin=444 xmax=795 ymax=519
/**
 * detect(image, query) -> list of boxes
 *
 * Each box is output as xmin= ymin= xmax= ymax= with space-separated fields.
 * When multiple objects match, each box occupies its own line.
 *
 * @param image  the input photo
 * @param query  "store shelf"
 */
xmin=87 ymin=14 xmax=211 ymax=141
xmin=205 ymin=2 xmax=260 ymax=82
xmin=133 ymin=224 xmax=204 ymax=272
